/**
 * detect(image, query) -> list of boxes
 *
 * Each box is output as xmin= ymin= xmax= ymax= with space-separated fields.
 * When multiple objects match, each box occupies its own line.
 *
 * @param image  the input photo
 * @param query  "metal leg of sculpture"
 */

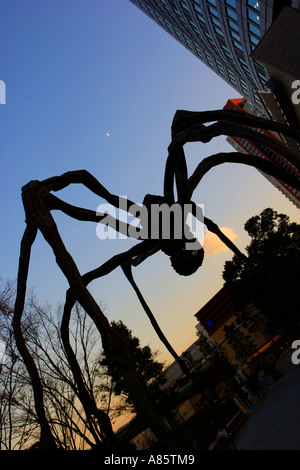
xmin=60 ymin=242 xmax=160 ymax=448
xmin=13 ymin=224 xmax=57 ymax=449
xmin=19 ymin=180 xmax=179 ymax=449
xmin=61 ymin=292 xmax=111 ymax=448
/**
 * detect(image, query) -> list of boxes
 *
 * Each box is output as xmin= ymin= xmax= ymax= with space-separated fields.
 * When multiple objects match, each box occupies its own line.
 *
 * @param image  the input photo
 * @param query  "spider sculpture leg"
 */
xmin=60 ymin=241 xmax=159 ymax=447
xmin=163 ymin=109 xmax=300 ymax=305
xmin=159 ymin=109 xmax=300 ymax=282
xmin=61 ymin=290 xmax=116 ymax=448
xmin=171 ymin=108 xmax=300 ymax=154
xmin=48 ymin=189 xmax=169 ymax=445
xmin=48 ymin=183 xmax=253 ymax=420
xmin=165 ymin=108 xmax=300 ymax=203
xmin=57 ymin=189 xmax=253 ymax=382
xmin=14 ymin=174 xmax=179 ymax=449
xmin=13 ymin=224 xmax=57 ymax=449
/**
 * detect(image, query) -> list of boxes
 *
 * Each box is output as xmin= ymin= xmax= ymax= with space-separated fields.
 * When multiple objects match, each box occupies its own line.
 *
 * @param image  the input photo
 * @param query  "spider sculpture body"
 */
xmin=13 ymin=109 xmax=300 ymax=449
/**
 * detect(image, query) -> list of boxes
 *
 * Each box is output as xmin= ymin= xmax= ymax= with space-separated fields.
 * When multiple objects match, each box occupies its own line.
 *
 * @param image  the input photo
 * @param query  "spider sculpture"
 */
xmin=13 ymin=108 xmax=300 ymax=449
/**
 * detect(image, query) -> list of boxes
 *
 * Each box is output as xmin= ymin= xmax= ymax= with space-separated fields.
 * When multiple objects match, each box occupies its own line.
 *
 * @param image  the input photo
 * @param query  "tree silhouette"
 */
xmin=223 ymin=208 xmax=300 ymax=341
xmin=100 ymin=320 xmax=166 ymax=411
xmin=0 ymin=284 xmax=119 ymax=450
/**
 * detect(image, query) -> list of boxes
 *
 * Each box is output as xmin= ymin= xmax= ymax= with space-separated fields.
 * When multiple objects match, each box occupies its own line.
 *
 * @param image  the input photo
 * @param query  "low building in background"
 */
xmin=194 ymin=286 xmax=289 ymax=372
xmin=224 ymin=97 xmax=300 ymax=208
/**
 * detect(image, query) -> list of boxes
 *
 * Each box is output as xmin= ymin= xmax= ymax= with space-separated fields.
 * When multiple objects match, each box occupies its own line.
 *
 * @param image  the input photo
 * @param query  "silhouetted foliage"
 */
xmin=99 ymin=321 xmax=166 ymax=410
xmin=223 ymin=208 xmax=300 ymax=341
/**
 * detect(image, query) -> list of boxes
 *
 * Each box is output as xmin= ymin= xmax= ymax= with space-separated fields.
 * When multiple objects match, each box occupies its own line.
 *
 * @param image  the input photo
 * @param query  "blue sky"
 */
xmin=1 ymin=0 xmax=299 ymax=367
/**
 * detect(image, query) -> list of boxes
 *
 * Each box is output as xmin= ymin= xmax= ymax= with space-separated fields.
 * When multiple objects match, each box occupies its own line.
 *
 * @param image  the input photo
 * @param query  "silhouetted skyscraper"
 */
xmin=129 ymin=0 xmax=299 ymax=111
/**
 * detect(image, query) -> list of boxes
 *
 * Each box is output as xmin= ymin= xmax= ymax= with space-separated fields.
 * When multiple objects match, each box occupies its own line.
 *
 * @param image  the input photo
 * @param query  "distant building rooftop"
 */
xmin=194 ymin=287 xmax=235 ymax=336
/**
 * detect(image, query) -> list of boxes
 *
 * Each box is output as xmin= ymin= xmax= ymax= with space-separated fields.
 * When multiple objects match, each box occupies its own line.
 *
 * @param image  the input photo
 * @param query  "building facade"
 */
xmin=129 ymin=0 xmax=299 ymax=111
xmin=160 ymin=340 xmax=204 ymax=390
xmin=252 ymin=6 xmax=300 ymax=128
xmin=194 ymin=286 xmax=235 ymax=338
xmin=194 ymin=287 xmax=272 ymax=369
xmin=224 ymin=98 xmax=300 ymax=208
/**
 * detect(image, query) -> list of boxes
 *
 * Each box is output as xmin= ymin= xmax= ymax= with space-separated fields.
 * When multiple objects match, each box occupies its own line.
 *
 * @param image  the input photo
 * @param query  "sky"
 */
xmin=1 ymin=0 xmax=299 ymax=374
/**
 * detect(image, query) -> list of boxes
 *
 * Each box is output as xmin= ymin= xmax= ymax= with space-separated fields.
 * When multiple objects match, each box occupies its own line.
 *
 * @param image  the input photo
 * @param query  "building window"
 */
xmin=248 ymin=9 xmax=260 ymax=25
xmin=221 ymin=44 xmax=230 ymax=54
xmin=253 ymin=90 xmax=262 ymax=101
xmin=227 ymin=69 xmax=237 ymax=81
xmin=194 ymin=4 xmax=203 ymax=15
xmin=208 ymin=0 xmax=217 ymax=5
xmin=226 ymin=0 xmax=237 ymax=8
xmin=231 ymin=30 xmax=241 ymax=42
xmin=233 ymin=40 xmax=244 ymax=52
xmin=208 ymin=5 xmax=219 ymax=17
xmin=240 ymin=79 xmax=249 ymax=95
xmin=174 ymin=8 xmax=184 ymax=20
xmin=229 ymin=19 xmax=239 ymax=32
xmin=226 ymin=8 xmax=238 ymax=21
xmin=217 ymin=65 xmax=225 ymax=75
xmin=196 ymin=13 xmax=206 ymax=24
xmin=189 ymin=19 xmax=198 ymax=31
xmin=247 ymin=0 xmax=260 ymax=11
xmin=248 ymin=22 xmax=260 ymax=37
xmin=205 ymin=51 xmax=214 ymax=67
xmin=253 ymin=58 xmax=265 ymax=70
xmin=215 ymin=27 xmax=224 ymax=37
xmin=258 ymin=72 xmax=267 ymax=82
xmin=211 ymin=16 xmax=221 ymax=27
xmin=215 ymin=58 xmax=225 ymax=75
xmin=249 ymin=34 xmax=259 ymax=46
xmin=204 ymin=31 xmax=212 ymax=42
xmin=239 ymin=58 xmax=248 ymax=68
xmin=181 ymin=1 xmax=190 ymax=12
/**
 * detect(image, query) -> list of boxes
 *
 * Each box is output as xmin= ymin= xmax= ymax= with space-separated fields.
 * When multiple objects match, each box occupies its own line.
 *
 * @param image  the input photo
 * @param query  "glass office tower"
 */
xmin=129 ymin=0 xmax=297 ymax=111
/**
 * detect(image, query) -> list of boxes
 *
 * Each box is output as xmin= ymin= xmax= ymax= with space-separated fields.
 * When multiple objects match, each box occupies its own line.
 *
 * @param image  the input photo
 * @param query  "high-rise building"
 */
xmin=129 ymin=0 xmax=299 ymax=111
xmin=224 ymin=98 xmax=300 ymax=208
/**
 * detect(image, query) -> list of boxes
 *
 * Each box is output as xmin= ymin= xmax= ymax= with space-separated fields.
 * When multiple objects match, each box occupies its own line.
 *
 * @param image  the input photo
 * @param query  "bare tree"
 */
xmin=0 ymin=281 xmax=117 ymax=450
xmin=0 ymin=280 xmax=40 ymax=449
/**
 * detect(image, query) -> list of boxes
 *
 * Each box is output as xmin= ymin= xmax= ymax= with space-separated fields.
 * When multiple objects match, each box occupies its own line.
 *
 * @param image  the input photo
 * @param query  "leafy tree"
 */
xmin=196 ymin=324 xmax=235 ymax=374
xmin=222 ymin=322 xmax=257 ymax=363
xmin=223 ymin=208 xmax=300 ymax=341
xmin=99 ymin=321 xmax=166 ymax=412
